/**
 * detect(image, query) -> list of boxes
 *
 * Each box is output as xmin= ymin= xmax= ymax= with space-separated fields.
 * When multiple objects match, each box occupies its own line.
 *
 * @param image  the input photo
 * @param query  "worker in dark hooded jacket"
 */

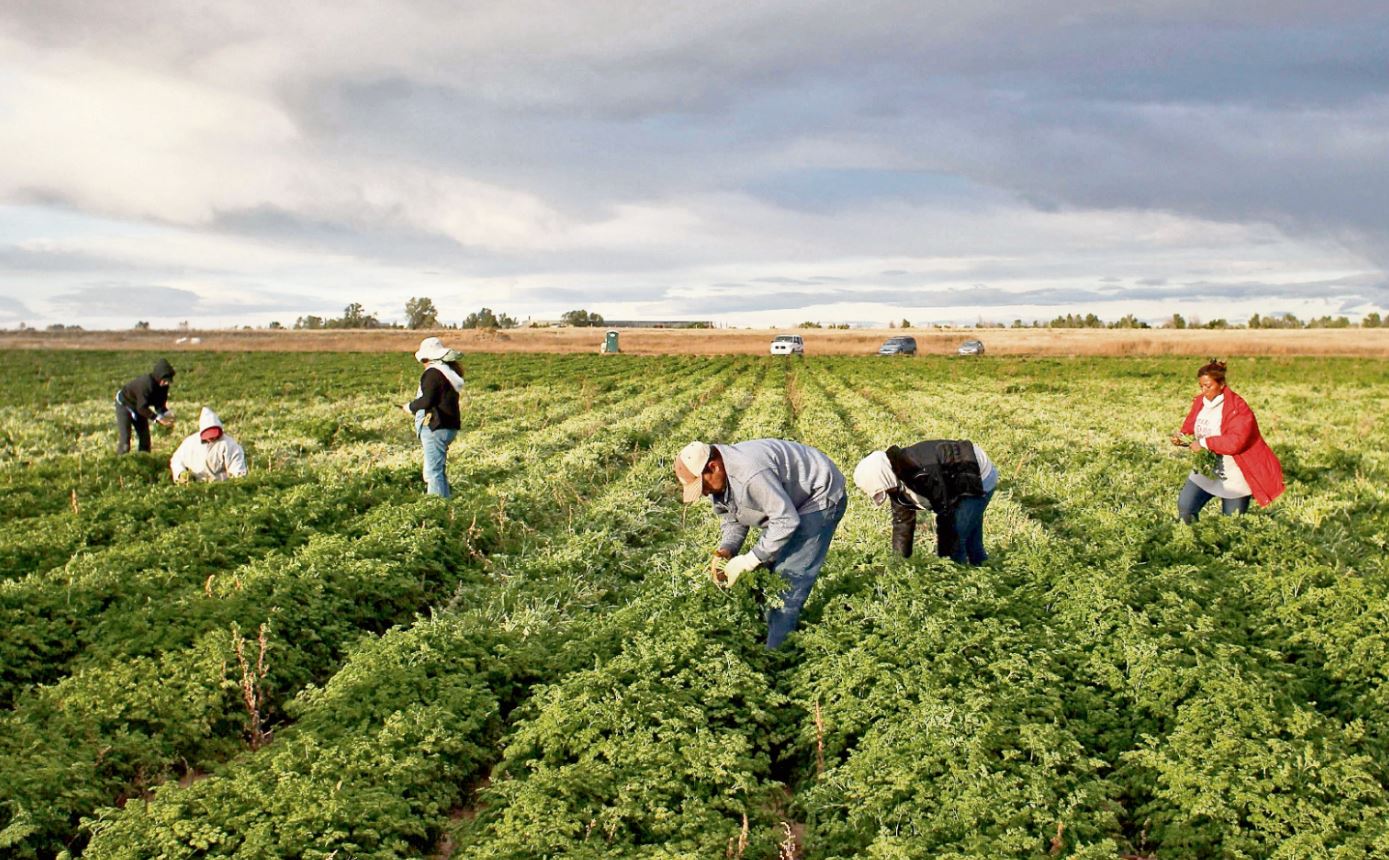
xmin=853 ymin=440 xmax=999 ymax=565
xmin=115 ymin=358 xmax=176 ymax=454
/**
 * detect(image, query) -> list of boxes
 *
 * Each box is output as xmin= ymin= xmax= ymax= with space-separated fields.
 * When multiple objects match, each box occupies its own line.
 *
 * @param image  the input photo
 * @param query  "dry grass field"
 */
xmin=3 ymin=325 xmax=1388 ymax=356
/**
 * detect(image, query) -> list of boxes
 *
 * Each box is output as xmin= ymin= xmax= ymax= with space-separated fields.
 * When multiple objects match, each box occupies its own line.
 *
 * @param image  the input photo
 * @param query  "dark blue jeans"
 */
xmin=1178 ymin=478 xmax=1250 ymax=523
xmin=947 ymin=488 xmax=994 ymax=566
xmin=765 ymin=496 xmax=847 ymax=650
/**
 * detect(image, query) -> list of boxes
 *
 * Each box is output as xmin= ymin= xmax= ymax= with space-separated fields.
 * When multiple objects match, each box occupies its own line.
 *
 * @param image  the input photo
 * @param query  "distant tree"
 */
xmin=900 ymin=318 xmax=912 ymax=329
xmin=797 ymin=321 xmax=823 ymax=329
xmin=1163 ymin=313 xmax=1187 ymax=330
xmin=1248 ymin=313 xmax=1263 ymax=329
xmin=405 ymin=297 xmax=440 ymax=329
xmin=1204 ymin=319 xmax=1230 ymax=329
xmin=1364 ymin=312 xmax=1382 ymax=328
xmin=267 ymin=320 xmax=284 ymax=330
xmin=1109 ymin=313 xmax=1148 ymax=329
xmin=133 ymin=321 xmax=150 ymax=330
xmin=888 ymin=320 xmax=897 ymax=329
xmin=295 ymin=315 xmax=325 ymax=330
xmin=330 ymin=302 xmax=380 ymax=329
xmin=319 ymin=303 xmax=382 ymax=329
xmin=462 ymin=307 xmax=518 ymax=330
xmin=561 ymin=309 xmax=604 ymax=327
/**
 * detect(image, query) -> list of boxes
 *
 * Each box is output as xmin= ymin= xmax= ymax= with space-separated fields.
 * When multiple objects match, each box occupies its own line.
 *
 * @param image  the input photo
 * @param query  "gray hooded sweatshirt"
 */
xmin=711 ymin=439 xmax=845 ymax=564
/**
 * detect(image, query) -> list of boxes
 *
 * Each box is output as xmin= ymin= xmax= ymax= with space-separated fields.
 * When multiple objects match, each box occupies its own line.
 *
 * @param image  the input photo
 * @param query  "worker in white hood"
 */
xmin=170 ymin=407 xmax=248 ymax=483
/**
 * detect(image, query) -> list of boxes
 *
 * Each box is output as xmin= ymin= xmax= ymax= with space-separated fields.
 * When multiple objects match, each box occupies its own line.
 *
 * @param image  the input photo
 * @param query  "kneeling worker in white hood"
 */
xmin=170 ymin=407 xmax=248 ymax=483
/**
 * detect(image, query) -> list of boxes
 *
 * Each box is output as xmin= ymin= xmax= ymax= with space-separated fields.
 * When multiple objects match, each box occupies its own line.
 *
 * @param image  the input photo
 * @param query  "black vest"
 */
xmin=885 ymin=440 xmax=984 ymax=514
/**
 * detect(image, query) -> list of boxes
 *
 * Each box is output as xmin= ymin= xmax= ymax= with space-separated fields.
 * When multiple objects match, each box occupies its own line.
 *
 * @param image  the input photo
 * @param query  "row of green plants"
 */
xmin=0 ymin=358 xmax=741 ymax=856
xmin=773 ymin=357 xmax=1389 ymax=856
xmin=75 ymin=363 xmax=776 ymax=858
xmin=2 ymin=352 xmax=1386 ymax=857
xmin=0 ymin=358 xmax=704 ymax=701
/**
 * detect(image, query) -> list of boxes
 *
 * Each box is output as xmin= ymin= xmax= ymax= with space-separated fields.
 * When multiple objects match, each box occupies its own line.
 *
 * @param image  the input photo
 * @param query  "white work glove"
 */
xmin=722 ymin=552 xmax=761 ymax=587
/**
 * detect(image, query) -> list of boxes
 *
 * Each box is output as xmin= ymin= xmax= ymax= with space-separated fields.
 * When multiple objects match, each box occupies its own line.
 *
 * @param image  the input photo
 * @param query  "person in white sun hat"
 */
xmin=675 ymin=438 xmax=846 ymax=649
xmin=169 ymin=407 xmax=248 ymax=483
xmin=403 ymin=337 xmax=465 ymax=498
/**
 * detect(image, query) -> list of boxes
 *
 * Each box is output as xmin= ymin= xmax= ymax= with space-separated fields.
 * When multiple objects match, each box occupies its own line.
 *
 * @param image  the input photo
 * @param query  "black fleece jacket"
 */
xmin=118 ymin=359 xmax=175 ymax=420
xmin=407 ymin=366 xmax=462 ymax=430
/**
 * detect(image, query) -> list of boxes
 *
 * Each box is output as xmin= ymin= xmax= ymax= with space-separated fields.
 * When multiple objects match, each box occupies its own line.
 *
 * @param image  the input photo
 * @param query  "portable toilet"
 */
xmin=603 ymin=330 xmax=620 ymax=354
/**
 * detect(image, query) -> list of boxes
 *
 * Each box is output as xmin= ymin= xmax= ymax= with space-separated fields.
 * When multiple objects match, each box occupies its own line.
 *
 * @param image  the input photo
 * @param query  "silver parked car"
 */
xmin=878 ymin=336 xmax=917 ymax=356
xmin=956 ymin=338 xmax=985 ymax=356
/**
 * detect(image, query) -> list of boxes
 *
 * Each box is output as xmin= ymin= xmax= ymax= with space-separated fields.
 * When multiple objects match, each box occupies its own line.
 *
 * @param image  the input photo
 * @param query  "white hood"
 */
xmin=853 ymin=450 xmax=899 ymax=504
xmin=199 ymin=407 xmax=224 ymax=434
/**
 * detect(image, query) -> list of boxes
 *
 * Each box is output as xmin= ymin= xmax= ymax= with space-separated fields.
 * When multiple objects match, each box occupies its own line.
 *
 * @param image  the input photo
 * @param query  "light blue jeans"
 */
xmin=419 ymin=426 xmax=457 ymax=498
xmin=765 ymin=496 xmax=847 ymax=650
xmin=1177 ymin=477 xmax=1250 ymax=523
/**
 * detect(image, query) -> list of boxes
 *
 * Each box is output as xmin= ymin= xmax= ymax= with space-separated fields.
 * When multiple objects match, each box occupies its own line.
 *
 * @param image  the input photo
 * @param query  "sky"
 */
xmin=1 ymin=1 xmax=1387 ymax=329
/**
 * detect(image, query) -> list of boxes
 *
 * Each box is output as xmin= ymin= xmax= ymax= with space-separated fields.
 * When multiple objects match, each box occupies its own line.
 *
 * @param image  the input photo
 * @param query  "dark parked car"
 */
xmin=878 ymin=336 xmax=918 ymax=356
xmin=957 ymin=338 xmax=985 ymax=356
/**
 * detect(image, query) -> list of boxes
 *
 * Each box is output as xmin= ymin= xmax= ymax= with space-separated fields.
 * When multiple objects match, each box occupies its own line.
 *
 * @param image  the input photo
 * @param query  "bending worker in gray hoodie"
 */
xmin=675 ymin=439 xmax=847 ymax=649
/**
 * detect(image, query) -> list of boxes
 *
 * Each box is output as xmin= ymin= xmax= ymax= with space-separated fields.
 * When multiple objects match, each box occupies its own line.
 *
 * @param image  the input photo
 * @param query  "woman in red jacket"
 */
xmin=1170 ymin=359 xmax=1285 ymax=523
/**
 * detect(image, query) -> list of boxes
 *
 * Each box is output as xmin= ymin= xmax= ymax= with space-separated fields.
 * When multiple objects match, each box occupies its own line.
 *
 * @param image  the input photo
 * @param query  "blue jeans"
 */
xmin=419 ymin=426 xmax=457 ymax=498
xmin=947 ymin=488 xmax=994 ymax=566
xmin=765 ymin=496 xmax=847 ymax=650
xmin=1177 ymin=477 xmax=1250 ymax=523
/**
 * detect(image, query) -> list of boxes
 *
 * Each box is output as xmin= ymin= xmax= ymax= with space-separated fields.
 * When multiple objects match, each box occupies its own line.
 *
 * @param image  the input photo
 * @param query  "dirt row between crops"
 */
xmin=5 ymin=327 xmax=1389 ymax=357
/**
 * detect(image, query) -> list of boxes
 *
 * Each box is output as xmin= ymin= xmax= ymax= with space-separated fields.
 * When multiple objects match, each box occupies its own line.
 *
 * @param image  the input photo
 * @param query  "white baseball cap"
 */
xmin=674 ymin=441 xmax=712 ymax=504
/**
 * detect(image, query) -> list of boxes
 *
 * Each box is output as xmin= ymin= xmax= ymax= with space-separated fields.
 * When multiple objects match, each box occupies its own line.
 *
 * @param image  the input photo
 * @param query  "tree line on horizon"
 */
xmin=13 ymin=300 xmax=1383 ymax=333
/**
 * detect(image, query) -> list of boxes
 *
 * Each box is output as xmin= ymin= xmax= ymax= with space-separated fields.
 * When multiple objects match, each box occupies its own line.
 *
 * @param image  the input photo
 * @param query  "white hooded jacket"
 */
xmin=170 ymin=407 xmax=248 ymax=482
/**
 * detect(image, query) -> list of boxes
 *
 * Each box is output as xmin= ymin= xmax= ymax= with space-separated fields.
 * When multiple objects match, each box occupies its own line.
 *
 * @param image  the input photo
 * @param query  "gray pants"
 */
xmin=115 ymin=402 xmax=150 ymax=454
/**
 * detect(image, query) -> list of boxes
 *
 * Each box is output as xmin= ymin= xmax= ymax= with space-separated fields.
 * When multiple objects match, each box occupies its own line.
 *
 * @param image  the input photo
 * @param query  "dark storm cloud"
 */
xmin=49 ymin=284 xmax=321 ymax=317
xmin=0 ymin=246 xmax=142 ymax=274
xmin=2 ymin=0 xmax=1387 ymax=318
xmin=0 ymin=296 xmax=34 ymax=320
xmin=50 ymin=285 xmax=204 ymax=316
xmin=669 ymin=274 xmax=1385 ymax=315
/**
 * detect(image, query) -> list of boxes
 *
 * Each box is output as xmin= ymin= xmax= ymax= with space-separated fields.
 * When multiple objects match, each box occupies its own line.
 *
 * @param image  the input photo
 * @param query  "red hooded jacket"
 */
xmin=1181 ymin=388 xmax=1285 ymax=507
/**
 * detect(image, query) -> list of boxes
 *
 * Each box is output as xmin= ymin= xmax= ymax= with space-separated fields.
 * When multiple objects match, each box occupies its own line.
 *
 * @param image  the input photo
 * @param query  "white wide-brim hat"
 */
xmin=414 ymin=337 xmax=451 ymax=362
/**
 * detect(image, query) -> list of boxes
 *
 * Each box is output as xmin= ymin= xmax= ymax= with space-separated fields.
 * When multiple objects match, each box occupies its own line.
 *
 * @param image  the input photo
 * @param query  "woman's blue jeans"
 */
xmin=765 ymin=496 xmax=847 ymax=650
xmin=419 ymin=426 xmax=457 ymax=498
xmin=949 ymin=488 xmax=994 ymax=566
xmin=1177 ymin=477 xmax=1250 ymax=523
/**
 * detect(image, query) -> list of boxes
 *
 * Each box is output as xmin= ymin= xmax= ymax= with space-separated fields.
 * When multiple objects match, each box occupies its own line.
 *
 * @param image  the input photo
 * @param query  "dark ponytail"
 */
xmin=1197 ymin=357 xmax=1227 ymax=384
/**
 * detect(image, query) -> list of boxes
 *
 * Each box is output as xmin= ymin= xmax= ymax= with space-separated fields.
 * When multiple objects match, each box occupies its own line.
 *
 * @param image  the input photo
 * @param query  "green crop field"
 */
xmin=2 ymin=350 xmax=1387 ymax=859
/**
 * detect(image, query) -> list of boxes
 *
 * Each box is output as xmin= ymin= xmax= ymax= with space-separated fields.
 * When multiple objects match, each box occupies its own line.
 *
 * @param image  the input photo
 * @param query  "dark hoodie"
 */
xmin=118 ymin=359 xmax=175 ymax=420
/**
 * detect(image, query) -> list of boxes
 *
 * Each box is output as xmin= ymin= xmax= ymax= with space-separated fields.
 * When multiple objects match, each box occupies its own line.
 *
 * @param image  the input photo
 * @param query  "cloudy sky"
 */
xmin=2 ymin=1 xmax=1387 ymax=329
